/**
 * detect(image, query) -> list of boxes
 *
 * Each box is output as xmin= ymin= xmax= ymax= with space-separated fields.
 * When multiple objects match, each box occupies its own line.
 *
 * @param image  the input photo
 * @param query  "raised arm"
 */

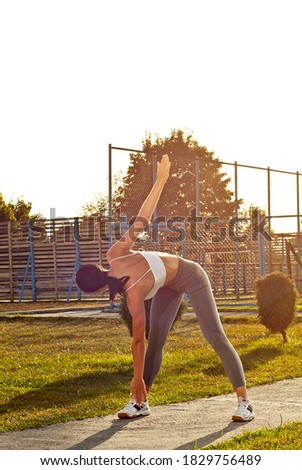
xmin=107 ymin=154 xmax=171 ymax=259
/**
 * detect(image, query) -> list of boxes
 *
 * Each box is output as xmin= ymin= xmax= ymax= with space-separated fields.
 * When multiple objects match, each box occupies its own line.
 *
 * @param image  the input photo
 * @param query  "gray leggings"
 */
xmin=143 ymin=258 xmax=245 ymax=389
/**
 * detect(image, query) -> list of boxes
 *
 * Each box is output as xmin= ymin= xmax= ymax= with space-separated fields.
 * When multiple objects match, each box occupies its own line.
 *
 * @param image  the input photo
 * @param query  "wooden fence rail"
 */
xmin=0 ymin=217 xmax=301 ymax=302
xmin=0 ymin=217 xmax=107 ymax=302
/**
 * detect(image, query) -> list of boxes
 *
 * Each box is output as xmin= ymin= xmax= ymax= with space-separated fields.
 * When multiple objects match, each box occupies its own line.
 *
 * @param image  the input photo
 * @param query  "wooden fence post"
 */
xmin=8 ymin=222 xmax=14 ymax=302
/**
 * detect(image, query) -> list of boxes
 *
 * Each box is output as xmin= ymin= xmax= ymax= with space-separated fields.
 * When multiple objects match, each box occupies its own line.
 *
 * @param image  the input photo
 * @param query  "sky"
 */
xmin=1 ymin=0 xmax=301 ymax=232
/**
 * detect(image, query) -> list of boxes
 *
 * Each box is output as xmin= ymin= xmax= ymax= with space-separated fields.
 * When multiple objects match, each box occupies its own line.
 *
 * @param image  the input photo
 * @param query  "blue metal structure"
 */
xmin=19 ymin=219 xmax=36 ymax=302
xmin=66 ymin=218 xmax=81 ymax=303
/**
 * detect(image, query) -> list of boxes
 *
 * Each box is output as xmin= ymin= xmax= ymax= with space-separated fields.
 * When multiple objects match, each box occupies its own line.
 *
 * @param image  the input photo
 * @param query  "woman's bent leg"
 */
xmin=143 ymin=287 xmax=184 ymax=387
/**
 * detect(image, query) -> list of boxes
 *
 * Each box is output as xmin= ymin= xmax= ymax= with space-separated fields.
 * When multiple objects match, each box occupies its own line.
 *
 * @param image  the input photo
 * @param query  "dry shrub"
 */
xmin=255 ymin=271 xmax=299 ymax=343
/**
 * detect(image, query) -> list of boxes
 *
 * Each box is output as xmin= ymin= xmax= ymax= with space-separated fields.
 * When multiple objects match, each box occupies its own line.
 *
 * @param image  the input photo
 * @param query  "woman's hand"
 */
xmin=157 ymin=154 xmax=171 ymax=184
xmin=131 ymin=377 xmax=148 ymax=404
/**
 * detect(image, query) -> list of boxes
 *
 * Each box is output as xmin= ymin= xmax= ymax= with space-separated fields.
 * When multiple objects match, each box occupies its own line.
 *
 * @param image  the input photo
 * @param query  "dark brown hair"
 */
xmin=75 ymin=264 xmax=130 ymax=301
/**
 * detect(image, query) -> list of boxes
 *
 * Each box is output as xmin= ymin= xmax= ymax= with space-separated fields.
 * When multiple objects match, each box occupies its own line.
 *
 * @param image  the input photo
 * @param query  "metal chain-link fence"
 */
xmin=109 ymin=145 xmax=302 ymax=297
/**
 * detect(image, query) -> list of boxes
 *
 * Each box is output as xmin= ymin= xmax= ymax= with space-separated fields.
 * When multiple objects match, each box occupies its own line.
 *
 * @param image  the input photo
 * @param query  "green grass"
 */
xmin=1 ymin=315 xmax=302 ymax=436
xmin=204 ymin=421 xmax=302 ymax=450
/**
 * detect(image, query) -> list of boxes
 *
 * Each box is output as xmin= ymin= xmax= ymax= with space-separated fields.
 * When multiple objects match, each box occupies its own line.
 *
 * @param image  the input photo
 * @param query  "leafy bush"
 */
xmin=255 ymin=271 xmax=299 ymax=342
xmin=119 ymin=295 xmax=187 ymax=339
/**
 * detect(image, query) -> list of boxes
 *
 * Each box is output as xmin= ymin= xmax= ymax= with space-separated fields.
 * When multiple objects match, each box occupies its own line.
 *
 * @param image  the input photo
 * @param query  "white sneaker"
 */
xmin=118 ymin=398 xmax=151 ymax=419
xmin=232 ymin=397 xmax=255 ymax=422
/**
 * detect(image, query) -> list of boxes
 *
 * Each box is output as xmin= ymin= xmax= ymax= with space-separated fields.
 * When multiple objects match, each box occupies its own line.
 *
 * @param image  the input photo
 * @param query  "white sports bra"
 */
xmin=109 ymin=251 xmax=166 ymax=300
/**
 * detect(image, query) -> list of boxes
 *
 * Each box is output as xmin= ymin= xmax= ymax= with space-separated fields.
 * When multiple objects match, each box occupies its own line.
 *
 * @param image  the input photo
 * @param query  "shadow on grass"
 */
xmin=1 ymin=345 xmax=284 ymax=423
xmin=203 ymin=346 xmax=283 ymax=377
xmin=160 ymin=345 xmax=283 ymax=380
xmin=0 ymin=368 xmax=132 ymax=416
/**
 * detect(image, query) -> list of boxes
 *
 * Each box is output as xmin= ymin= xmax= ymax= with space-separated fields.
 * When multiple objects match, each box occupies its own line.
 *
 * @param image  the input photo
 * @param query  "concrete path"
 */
xmin=1 ymin=378 xmax=301 ymax=450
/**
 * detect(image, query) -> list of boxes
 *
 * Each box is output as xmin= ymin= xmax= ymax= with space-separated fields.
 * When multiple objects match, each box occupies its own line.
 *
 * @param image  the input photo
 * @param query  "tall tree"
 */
xmin=114 ymin=129 xmax=241 ymax=220
xmin=0 ymin=193 xmax=40 ymax=221
xmin=81 ymin=193 xmax=107 ymax=217
xmin=0 ymin=193 xmax=15 ymax=221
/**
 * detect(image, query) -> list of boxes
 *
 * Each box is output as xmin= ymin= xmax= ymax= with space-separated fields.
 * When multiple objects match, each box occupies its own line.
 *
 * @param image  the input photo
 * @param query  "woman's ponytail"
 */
xmin=106 ymin=275 xmax=130 ymax=302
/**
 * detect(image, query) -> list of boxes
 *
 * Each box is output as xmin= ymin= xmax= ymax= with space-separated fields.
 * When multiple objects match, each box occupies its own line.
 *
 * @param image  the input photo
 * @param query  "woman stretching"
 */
xmin=76 ymin=155 xmax=255 ymax=422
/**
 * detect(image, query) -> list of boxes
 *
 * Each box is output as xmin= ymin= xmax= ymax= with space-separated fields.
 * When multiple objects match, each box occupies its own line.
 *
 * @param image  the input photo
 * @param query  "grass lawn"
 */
xmin=204 ymin=421 xmax=302 ymax=450
xmin=1 ymin=314 xmax=302 ymax=438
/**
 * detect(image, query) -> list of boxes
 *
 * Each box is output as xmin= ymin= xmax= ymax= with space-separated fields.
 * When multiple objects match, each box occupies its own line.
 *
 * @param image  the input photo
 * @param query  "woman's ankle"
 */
xmin=235 ymin=385 xmax=248 ymax=400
